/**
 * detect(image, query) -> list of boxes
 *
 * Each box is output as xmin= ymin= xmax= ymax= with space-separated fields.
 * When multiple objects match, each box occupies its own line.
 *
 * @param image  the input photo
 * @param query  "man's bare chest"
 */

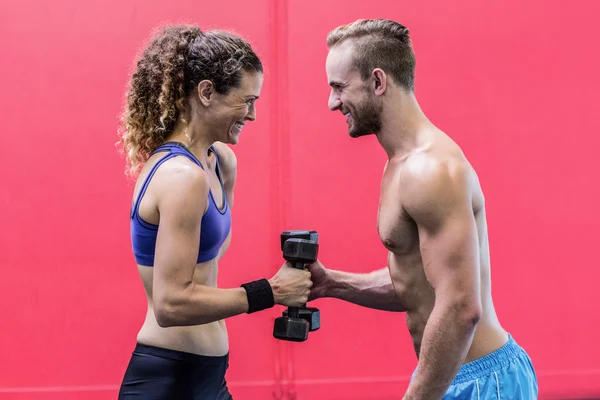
xmin=377 ymin=167 xmax=419 ymax=254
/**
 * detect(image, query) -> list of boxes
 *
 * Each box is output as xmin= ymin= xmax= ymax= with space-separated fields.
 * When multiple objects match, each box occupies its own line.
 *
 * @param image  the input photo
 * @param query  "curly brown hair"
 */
xmin=117 ymin=24 xmax=263 ymax=178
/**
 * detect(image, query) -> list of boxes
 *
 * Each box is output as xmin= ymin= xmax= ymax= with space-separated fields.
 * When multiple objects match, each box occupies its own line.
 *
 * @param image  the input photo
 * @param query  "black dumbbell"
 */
xmin=279 ymin=230 xmax=321 ymax=332
xmin=281 ymin=307 xmax=320 ymax=332
xmin=273 ymin=238 xmax=319 ymax=342
xmin=280 ymin=230 xmax=318 ymax=251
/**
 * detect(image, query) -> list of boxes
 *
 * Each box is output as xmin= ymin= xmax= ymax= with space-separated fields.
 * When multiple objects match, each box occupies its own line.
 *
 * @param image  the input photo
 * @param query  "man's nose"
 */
xmin=328 ymin=91 xmax=341 ymax=111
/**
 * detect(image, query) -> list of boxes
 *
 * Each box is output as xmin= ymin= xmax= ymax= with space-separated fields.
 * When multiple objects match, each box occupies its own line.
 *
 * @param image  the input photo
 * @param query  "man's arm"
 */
xmin=305 ymin=158 xmax=405 ymax=312
xmin=308 ymin=261 xmax=406 ymax=312
xmin=402 ymin=156 xmax=482 ymax=400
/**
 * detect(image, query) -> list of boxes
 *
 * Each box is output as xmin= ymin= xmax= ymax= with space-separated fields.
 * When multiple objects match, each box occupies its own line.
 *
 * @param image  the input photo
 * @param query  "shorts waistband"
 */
xmin=453 ymin=333 xmax=523 ymax=384
xmin=133 ymin=343 xmax=229 ymax=365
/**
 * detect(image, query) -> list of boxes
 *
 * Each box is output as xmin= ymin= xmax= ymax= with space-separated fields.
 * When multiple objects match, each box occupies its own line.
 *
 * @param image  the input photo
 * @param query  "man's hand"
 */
xmin=306 ymin=259 xmax=330 ymax=301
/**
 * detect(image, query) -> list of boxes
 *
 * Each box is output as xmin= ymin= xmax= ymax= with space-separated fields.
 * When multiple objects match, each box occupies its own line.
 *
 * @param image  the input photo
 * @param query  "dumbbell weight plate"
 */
xmin=283 ymin=307 xmax=320 ymax=332
xmin=280 ymin=230 xmax=318 ymax=250
xmin=273 ymin=316 xmax=309 ymax=342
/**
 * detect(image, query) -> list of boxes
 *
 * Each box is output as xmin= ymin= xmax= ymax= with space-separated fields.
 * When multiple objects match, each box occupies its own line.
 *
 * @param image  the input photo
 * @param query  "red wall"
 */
xmin=2 ymin=0 xmax=599 ymax=399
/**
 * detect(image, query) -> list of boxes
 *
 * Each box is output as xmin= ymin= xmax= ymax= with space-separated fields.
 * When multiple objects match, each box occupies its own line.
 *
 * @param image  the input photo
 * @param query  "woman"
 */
xmin=116 ymin=25 xmax=312 ymax=399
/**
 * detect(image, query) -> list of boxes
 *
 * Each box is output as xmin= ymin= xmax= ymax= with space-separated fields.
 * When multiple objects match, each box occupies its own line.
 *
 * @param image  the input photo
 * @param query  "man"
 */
xmin=307 ymin=19 xmax=538 ymax=399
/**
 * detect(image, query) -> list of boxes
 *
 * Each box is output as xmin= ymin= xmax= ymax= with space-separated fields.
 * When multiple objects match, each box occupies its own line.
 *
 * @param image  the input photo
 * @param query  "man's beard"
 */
xmin=348 ymin=95 xmax=382 ymax=138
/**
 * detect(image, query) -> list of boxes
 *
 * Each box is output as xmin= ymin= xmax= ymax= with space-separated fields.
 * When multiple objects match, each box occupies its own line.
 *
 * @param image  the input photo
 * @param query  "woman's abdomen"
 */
xmin=136 ymin=260 xmax=230 ymax=357
xmin=137 ymin=310 xmax=229 ymax=357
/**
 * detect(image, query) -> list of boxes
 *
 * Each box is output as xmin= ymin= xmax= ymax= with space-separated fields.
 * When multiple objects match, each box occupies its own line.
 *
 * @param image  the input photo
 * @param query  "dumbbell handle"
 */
xmin=291 ymin=261 xmax=305 ymax=270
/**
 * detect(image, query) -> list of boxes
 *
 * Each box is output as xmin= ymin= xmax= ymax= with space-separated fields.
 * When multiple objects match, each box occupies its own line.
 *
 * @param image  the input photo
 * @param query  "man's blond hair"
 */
xmin=327 ymin=19 xmax=416 ymax=91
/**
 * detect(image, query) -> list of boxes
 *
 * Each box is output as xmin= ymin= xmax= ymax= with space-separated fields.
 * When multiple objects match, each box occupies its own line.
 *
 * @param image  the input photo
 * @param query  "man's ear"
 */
xmin=197 ymin=80 xmax=214 ymax=106
xmin=371 ymin=68 xmax=387 ymax=96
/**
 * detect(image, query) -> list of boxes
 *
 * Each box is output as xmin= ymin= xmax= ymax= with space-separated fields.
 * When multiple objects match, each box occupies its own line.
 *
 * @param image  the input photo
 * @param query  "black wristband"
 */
xmin=241 ymin=279 xmax=275 ymax=314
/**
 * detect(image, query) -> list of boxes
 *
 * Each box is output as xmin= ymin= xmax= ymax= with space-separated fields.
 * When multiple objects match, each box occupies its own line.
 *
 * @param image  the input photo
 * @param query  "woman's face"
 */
xmin=204 ymin=70 xmax=263 ymax=145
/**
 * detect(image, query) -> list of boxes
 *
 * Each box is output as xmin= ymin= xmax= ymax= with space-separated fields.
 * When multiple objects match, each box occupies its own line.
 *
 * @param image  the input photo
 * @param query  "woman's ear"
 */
xmin=197 ymin=80 xmax=214 ymax=106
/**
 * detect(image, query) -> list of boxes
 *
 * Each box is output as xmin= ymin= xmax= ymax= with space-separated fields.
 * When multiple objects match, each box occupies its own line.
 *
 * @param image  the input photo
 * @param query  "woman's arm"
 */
xmin=149 ymin=157 xmax=311 ymax=327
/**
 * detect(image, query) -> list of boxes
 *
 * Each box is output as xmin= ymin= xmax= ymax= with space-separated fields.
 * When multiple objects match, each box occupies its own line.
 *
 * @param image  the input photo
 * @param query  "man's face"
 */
xmin=326 ymin=41 xmax=382 ymax=138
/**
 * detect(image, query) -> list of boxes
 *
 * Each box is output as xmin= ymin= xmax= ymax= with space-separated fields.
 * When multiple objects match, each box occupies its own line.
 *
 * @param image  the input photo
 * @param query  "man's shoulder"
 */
xmin=400 ymin=150 xmax=473 ymax=218
xmin=402 ymin=150 xmax=470 ymax=190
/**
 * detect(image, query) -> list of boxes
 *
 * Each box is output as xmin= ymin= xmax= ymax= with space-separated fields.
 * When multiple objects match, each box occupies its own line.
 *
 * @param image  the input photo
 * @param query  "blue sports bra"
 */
xmin=130 ymin=142 xmax=232 ymax=266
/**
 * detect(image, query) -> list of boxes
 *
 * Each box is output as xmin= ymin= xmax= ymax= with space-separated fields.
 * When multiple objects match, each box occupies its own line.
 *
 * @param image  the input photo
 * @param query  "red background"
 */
xmin=1 ymin=0 xmax=599 ymax=399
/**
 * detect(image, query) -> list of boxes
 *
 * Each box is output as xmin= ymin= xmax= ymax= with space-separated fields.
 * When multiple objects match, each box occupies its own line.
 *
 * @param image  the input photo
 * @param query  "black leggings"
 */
xmin=118 ymin=343 xmax=233 ymax=400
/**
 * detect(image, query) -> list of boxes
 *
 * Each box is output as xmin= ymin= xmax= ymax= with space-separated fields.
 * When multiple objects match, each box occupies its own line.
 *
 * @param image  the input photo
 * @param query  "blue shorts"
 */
xmin=413 ymin=334 xmax=538 ymax=399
